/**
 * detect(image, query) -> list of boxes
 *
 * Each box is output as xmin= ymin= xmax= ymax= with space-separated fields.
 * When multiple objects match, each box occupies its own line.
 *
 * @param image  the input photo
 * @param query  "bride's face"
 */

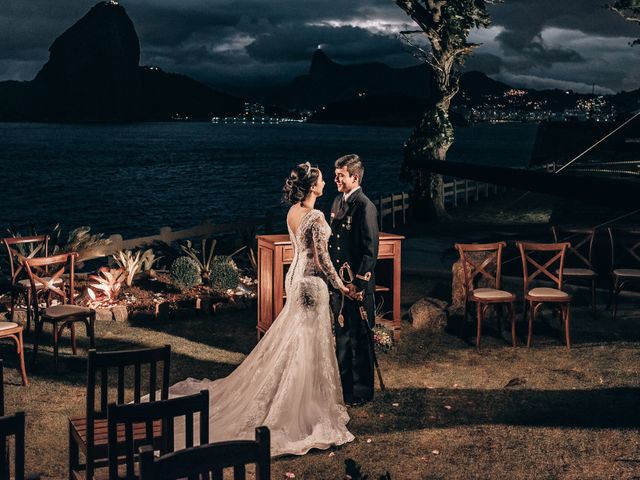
xmin=313 ymin=170 xmax=325 ymax=197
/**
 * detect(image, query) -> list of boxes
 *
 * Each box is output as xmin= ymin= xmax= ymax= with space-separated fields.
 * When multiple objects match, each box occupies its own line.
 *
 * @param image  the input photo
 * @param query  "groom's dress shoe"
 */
xmin=347 ymin=397 xmax=369 ymax=407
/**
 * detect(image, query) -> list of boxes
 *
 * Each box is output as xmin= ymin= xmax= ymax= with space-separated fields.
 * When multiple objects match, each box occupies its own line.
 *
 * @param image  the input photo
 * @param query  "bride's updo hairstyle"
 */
xmin=282 ymin=162 xmax=320 ymax=205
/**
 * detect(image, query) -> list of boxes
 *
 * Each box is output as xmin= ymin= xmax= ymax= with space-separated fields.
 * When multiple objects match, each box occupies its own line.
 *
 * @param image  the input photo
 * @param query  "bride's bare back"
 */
xmin=286 ymin=205 xmax=314 ymax=235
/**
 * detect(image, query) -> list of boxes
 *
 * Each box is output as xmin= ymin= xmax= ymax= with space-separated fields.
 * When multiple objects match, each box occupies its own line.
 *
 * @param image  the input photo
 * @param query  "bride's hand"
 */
xmin=340 ymin=285 xmax=350 ymax=295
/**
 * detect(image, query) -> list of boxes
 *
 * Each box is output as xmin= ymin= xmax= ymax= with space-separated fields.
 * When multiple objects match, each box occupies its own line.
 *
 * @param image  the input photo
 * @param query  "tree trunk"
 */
xmin=402 ymin=98 xmax=454 ymax=220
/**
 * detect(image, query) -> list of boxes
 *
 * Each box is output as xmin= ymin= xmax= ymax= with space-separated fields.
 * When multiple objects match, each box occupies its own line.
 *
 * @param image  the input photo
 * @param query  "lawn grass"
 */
xmin=2 ymin=269 xmax=639 ymax=479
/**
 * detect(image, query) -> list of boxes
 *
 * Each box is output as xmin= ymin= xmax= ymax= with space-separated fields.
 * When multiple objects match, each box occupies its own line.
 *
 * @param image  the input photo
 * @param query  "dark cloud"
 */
xmin=0 ymin=0 xmax=639 ymax=92
xmin=245 ymin=25 xmax=402 ymax=63
xmin=464 ymin=53 xmax=503 ymax=75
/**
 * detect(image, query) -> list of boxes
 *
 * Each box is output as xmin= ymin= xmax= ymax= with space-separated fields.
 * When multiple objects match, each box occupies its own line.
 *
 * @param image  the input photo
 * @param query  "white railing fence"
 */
xmin=374 ymin=178 xmax=509 ymax=229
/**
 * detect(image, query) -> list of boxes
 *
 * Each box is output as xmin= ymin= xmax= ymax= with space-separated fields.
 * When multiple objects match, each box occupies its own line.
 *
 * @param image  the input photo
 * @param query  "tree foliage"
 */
xmin=396 ymin=0 xmax=500 ymax=218
xmin=610 ymin=0 xmax=640 ymax=44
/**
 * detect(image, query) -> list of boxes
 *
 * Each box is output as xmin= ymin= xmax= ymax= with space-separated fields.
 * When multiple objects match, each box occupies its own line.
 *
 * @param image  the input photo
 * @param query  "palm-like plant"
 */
xmin=112 ymin=250 xmax=144 ymax=287
xmin=140 ymin=249 xmax=161 ymax=272
xmin=180 ymin=239 xmax=217 ymax=281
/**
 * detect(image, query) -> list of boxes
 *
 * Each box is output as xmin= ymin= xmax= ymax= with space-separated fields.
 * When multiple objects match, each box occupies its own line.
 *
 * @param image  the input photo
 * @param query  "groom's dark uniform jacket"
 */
xmin=328 ymin=187 xmax=379 ymax=403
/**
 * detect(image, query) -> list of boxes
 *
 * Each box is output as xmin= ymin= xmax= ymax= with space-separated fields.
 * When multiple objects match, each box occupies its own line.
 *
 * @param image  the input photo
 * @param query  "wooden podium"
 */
xmin=256 ymin=232 xmax=404 ymax=339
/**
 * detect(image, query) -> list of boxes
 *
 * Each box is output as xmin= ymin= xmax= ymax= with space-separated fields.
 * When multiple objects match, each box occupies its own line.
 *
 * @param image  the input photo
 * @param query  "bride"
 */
xmin=167 ymin=162 xmax=355 ymax=456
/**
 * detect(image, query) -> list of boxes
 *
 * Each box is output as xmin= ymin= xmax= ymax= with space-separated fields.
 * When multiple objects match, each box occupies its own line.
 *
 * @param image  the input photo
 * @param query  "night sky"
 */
xmin=2 ymin=0 xmax=640 ymax=94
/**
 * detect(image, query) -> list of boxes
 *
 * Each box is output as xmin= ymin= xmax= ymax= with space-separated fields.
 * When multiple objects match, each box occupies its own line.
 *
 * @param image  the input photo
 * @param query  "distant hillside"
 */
xmin=261 ymin=48 xmax=434 ymax=109
xmin=290 ymin=51 xmax=509 ymax=126
xmin=308 ymin=93 xmax=467 ymax=127
xmin=0 ymin=2 xmax=242 ymax=122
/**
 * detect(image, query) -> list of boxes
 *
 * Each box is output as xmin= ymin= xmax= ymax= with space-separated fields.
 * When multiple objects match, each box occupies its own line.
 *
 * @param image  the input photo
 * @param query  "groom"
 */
xmin=329 ymin=154 xmax=379 ymax=406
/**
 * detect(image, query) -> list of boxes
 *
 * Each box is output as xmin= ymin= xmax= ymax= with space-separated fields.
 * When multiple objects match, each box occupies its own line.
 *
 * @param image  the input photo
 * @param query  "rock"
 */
xmin=155 ymin=302 xmax=174 ymax=321
xmin=450 ymin=252 xmax=495 ymax=315
xmin=409 ymin=297 xmax=449 ymax=331
xmin=94 ymin=308 xmax=113 ymax=322
xmin=111 ymin=305 xmax=128 ymax=322
xmin=450 ymin=259 xmax=467 ymax=315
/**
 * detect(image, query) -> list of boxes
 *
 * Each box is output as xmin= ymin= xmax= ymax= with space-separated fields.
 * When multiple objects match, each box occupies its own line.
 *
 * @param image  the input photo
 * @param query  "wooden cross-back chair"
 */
xmin=2 ymin=235 xmax=55 ymax=333
xmin=69 ymin=345 xmax=171 ymax=480
xmin=517 ymin=242 xmax=572 ymax=349
xmin=0 ymin=318 xmax=27 ymax=387
xmin=23 ymin=253 xmax=95 ymax=371
xmin=551 ymin=226 xmax=599 ymax=313
xmin=607 ymin=227 xmax=640 ymax=320
xmin=138 ymin=426 xmax=271 ymax=480
xmin=455 ymin=242 xmax=516 ymax=349
xmin=0 ymin=411 xmax=25 ymax=480
xmin=107 ymin=390 xmax=209 ymax=480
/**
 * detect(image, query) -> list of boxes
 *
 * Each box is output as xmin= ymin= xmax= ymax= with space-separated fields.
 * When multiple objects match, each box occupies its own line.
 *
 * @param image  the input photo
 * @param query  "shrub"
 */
xmin=180 ymin=238 xmax=217 ymax=280
xmin=170 ymin=256 xmax=202 ymax=291
xmin=210 ymin=255 xmax=240 ymax=293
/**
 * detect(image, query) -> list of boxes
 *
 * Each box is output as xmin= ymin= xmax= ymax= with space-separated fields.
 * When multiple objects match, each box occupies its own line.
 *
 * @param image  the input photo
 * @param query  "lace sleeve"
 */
xmin=310 ymin=213 xmax=345 ymax=290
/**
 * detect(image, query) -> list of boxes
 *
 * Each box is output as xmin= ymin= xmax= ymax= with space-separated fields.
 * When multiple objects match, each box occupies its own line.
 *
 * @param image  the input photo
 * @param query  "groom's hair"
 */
xmin=335 ymin=154 xmax=364 ymax=183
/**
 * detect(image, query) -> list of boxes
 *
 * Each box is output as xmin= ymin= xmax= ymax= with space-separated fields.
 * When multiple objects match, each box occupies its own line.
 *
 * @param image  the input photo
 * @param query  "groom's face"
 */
xmin=334 ymin=167 xmax=359 ymax=194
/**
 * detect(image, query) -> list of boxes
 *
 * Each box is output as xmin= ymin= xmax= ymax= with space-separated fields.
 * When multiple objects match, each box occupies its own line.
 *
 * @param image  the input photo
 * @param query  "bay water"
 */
xmin=0 ymin=122 xmax=538 ymax=238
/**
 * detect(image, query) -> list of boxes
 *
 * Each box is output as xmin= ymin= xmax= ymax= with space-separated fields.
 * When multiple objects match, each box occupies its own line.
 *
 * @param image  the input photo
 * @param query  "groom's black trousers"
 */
xmin=330 ymin=291 xmax=375 ymax=402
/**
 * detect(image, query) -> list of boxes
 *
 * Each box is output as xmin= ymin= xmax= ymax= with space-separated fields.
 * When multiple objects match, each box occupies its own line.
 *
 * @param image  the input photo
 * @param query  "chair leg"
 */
xmin=88 ymin=313 xmax=96 ymax=349
xmin=9 ymin=289 xmax=16 ymax=322
xmin=26 ymin=288 xmax=32 ymax=334
xmin=69 ymin=422 xmax=79 ymax=480
xmin=591 ymin=279 xmax=597 ymax=315
xmin=509 ymin=302 xmax=516 ymax=347
xmin=612 ymin=280 xmax=621 ymax=321
xmin=527 ymin=301 xmax=535 ymax=348
xmin=476 ymin=302 xmax=482 ymax=350
xmin=70 ymin=323 xmax=77 ymax=356
xmin=31 ymin=320 xmax=44 ymax=369
xmin=16 ymin=330 xmax=28 ymax=386
xmin=563 ymin=304 xmax=571 ymax=350
xmin=53 ymin=320 xmax=59 ymax=372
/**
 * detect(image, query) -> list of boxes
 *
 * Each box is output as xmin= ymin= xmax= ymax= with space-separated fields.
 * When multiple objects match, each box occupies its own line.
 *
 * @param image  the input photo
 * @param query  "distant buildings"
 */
xmin=211 ymin=102 xmax=306 ymax=124
xmin=461 ymin=90 xmax=617 ymax=123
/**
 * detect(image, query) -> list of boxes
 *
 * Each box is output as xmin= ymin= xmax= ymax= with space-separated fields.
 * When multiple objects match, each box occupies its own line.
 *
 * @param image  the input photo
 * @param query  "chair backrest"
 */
xmin=551 ymin=226 xmax=597 ymax=269
xmin=22 ymin=253 xmax=77 ymax=307
xmin=85 ymin=346 xmax=171 ymax=455
xmin=517 ymin=242 xmax=570 ymax=292
xmin=0 ymin=412 xmax=25 ymax=480
xmin=108 ymin=390 xmax=209 ymax=480
xmin=455 ymin=242 xmax=506 ymax=294
xmin=608 ymin=227 xmax=640 ymax=270
xmin=2 ymin=236 xmax=49 ymax=284
xmin=138 ymin=426 xmax=271 ymax=480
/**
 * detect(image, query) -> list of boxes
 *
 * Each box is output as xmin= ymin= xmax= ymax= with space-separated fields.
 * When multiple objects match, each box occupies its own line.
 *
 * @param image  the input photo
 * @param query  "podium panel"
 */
xmin=256 ymin=232 xmax=404 ymax=339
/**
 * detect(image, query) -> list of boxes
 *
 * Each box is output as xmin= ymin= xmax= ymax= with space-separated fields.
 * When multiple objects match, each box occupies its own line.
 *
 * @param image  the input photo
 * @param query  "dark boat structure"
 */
xmin=413 ymin=115 xmax=640 ymax=211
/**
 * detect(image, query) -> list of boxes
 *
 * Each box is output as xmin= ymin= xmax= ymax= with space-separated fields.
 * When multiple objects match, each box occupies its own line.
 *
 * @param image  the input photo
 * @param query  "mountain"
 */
xmin=459 ymin=71 xmax=512 ymax=100
xmin=308 ymin=93 xmax=466 ymax=127
xmin=261 ymin=48 xmax=434 ymax=109
xmin=0 ymin=2 xmax=241 ymax=122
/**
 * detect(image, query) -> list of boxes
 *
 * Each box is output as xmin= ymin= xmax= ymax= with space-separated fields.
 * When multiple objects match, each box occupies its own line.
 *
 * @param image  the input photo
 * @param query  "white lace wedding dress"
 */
xmin=167 ymin=209 xmax=354 ymax=456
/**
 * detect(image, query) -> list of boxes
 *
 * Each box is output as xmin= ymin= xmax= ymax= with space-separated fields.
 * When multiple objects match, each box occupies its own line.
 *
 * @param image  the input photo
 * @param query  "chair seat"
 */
xmin=43 ymin=304 xmax=93 ymax=319
xmin=527 ymin=287 xmax=570 ymax=300
xmin=17 ymin=277 xmax=63 ymax=288
xmin=613 ymin=268 xmax=640 ymax=278
xmin=69 ymin=416 xmax=163 ymax=455
xmin=0 ymin=321 xmax=20 ymax=331
xmin=471 ymin=288 xmax=515 ymax=301
xmin=560 ymin=268 xmax=597 ymax=277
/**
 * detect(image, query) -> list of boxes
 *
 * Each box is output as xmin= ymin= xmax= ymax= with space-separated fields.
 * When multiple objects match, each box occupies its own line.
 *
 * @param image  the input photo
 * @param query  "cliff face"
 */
xmin=0 ymin=1 xmax=242 ymax=122
xmin=33 ymin=2 xmax=141 ymax=121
